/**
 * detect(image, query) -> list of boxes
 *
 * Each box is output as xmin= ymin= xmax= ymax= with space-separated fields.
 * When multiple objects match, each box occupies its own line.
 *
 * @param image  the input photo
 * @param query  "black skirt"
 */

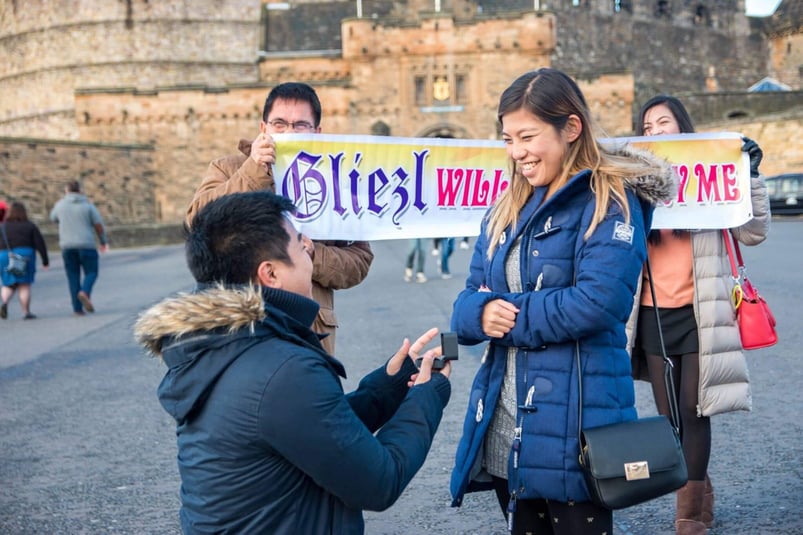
xmin=637 ymin=304 xmax=699 ymax=356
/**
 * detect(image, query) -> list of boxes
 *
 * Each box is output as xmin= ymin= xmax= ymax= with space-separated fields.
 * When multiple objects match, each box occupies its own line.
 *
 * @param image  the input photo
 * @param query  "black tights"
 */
xmin=646 ymin=352 xmax=711 ymax=481
xmin=491 ymin=477 xmax=612 ymax=535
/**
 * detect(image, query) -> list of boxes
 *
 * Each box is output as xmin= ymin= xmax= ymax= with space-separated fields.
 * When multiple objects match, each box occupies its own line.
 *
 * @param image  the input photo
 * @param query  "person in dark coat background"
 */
xmin=135 ymin=191 xmax=451 ymax=534
xmin=1 ymin=201 xmax=49 ymax=320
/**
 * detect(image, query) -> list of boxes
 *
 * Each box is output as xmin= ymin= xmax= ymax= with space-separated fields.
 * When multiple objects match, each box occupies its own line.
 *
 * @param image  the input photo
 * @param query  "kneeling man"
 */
xmin=135 ymin=191 xmax=451 ymax=534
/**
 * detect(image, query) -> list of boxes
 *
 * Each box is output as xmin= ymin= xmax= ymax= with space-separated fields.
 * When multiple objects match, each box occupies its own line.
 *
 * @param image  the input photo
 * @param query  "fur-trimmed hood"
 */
xmin=135 ymin=283 xmax=333 ymax=425
xmin=134 ymin=284 xmax=320 ymax=358
xmin=615 ymin=143 xmax=677 ymax=206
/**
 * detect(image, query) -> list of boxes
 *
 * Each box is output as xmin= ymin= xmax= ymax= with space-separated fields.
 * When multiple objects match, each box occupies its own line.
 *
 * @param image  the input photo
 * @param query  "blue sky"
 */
xmin=745 ymin=0 xmax=782 ymax=16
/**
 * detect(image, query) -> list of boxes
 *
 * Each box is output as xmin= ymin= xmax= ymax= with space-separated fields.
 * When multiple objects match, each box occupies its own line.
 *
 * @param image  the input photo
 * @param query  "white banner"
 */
xmin=273 ymin=132 xmax=751 ymax=240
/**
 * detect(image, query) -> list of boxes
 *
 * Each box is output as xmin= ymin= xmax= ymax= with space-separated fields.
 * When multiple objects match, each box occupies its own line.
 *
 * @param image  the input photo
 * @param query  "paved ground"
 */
xmin=1 ymin=220 xmax=801 ymax=534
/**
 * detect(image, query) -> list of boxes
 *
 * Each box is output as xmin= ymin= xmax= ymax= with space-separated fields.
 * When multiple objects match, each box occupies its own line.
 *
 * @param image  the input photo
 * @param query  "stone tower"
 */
xmin=0 ymin=0 xmax=262 ymax=139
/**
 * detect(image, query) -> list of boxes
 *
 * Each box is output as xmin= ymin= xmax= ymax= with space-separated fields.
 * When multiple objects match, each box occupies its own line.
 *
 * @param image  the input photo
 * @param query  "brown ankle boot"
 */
xmin=675 ymin=480 xmax=707 ymax=534
xmin=701 ymin=474 xmax=714 ymax=528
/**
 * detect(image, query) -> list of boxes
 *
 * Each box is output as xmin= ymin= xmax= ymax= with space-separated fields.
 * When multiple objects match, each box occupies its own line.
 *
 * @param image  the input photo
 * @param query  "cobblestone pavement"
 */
xmin=1 ymin=220 xmax=801 ymax=534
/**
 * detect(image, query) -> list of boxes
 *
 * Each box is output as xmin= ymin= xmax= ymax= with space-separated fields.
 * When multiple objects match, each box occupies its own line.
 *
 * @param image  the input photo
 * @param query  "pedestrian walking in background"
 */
xmin=404 ymin=238 xmax=428 ymax=283
xmin=632 ymin=95 xmax=770 ymax=534
xmin=431 ymin=238 xmax=441 ymax=257
xmin=49 ymin=180 xmax=108 ymax=316
xmin=449 ymin=68 xmax=674 ymax=534
xmin=439 ymin=237 xmax=455 ymax=279
xmin=1 ymin=201 xmax=49 ymax=320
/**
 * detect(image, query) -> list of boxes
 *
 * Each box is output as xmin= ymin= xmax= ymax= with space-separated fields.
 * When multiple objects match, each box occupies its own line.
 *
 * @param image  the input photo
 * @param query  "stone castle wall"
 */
xmin=64 ymin=10 xmax=638 ymax=224
xmin=680 ymin=90 xmax=803 ymax=121
xmin=765 ymin=0 xmax=803 ymax=89
xmin=74 ymin=86 xmax=265 ymax=223
xmin=698 ymin=111 xmax=803 ymax=177
xmin=548 ymin=7 xmax=766 ymax=114
xmin=769 ymin=33 xmax=803 ymax=88
xmin=261 ymin=0 xmax=767 ymax=114
xmin=0 ymin=0 xmax=261 ymax=139
xmin=1 ymin=0 xmax=782 ymax=141
xmin=0 ymin=137 xmax=159 ymax=233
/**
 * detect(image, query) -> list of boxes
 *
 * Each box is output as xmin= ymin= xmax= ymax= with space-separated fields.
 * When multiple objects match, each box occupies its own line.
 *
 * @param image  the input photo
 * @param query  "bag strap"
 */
xmin=643 ymin=254 xmax=683 ymax=432
xmin=721 ymin=228 xmax=746 ymax=278
xmin=722 ymin=229 xmax=752 ymax=307
xmin=576 ymin=251 xmax=682 ymax=443
xmin=1 ymin=222 xmax=11 ymax=251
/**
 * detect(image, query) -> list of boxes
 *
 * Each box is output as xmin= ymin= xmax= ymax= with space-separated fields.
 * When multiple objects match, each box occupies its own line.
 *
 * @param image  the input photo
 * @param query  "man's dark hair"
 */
xmin=185 ymin=191 xmax=297 ymax=284
xmin=67 ymin=180 xmax=81 ymax=193
xmin=262 ymin=82 xmax=322 ymax=127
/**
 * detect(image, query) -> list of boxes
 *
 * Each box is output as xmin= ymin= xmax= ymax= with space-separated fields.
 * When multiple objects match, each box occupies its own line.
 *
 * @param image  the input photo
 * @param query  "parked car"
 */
xmin=765 ymin=173 xmax=803 ymax=216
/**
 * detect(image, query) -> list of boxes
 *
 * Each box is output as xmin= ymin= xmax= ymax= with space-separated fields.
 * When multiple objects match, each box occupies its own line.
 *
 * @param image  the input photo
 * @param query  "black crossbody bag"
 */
xmin=577 ymin=254 xmax=688 ymax=510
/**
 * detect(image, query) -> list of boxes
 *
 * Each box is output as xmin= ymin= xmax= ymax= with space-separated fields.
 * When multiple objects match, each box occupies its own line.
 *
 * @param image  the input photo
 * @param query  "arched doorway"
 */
xmin=417 ymin=123 xmax=471 ymax=139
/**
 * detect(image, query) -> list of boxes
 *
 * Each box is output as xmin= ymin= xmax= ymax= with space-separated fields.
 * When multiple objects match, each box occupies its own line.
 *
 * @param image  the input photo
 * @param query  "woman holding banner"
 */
xmin=632 ymin=95 xmax=770 ymax=534
xmin=449 ymin=68 xmax=675 ymax=534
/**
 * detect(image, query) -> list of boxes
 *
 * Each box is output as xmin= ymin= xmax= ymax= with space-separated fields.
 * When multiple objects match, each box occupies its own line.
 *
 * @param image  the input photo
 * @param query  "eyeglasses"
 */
xmin=267 ymin=119 xmax=316 ymax=133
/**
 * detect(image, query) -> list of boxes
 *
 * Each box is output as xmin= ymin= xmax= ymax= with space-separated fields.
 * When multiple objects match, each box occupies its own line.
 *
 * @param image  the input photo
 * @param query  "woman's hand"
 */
xmin=481 ymin=299 xmax=519 ymax=338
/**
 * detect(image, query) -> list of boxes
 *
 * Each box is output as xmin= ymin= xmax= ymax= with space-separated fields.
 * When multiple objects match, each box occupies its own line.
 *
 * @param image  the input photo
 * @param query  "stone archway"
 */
xmin=417 ymin=123 xmax=471 ymax=139
xmin=370 ymin=121 xmax=391 ymax=136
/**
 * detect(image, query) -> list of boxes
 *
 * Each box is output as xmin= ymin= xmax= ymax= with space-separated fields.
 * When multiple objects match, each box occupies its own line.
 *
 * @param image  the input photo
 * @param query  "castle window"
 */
xmin=655 ymin=0 xmax=671 ymax=18
xmin=614 ymin=0 xmax=632 ymax=13
xmin=455 ymin=74 xmax=467 ymax=104
xmin=371 ymin=121 xmax=391 ymax=136
xmin=415 ymin=76 xmax=426 ymax=106
xmin=727 ymin=111 xmax=748 ymax=120
xmin=693 ymin=5 xmax=711 ymax=26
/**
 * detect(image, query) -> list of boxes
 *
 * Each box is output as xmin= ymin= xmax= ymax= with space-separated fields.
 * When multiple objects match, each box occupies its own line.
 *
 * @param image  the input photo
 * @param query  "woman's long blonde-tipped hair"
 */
xmin=485 ymin=69 xmax=657 ymax=259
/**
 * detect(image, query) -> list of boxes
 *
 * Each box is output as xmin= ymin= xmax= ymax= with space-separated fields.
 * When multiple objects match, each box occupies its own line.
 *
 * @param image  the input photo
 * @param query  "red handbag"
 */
xmin=722 ymin=230 xmax=778 ymax=350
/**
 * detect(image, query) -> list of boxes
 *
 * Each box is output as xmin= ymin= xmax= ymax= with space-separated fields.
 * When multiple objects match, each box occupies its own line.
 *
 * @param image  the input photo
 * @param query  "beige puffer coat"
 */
xmin=630 ymin=172 xmax=770 ymax=417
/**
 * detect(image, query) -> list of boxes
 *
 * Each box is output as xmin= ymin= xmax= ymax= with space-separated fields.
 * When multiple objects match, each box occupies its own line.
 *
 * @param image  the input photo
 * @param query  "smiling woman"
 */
xmin=449 ymin=68 xmax=676 ymax=535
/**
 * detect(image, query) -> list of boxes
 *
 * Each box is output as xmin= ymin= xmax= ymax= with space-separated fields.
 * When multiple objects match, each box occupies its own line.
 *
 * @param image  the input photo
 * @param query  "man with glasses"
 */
xmin=186 ymin=82 xmax=373 ymax=355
